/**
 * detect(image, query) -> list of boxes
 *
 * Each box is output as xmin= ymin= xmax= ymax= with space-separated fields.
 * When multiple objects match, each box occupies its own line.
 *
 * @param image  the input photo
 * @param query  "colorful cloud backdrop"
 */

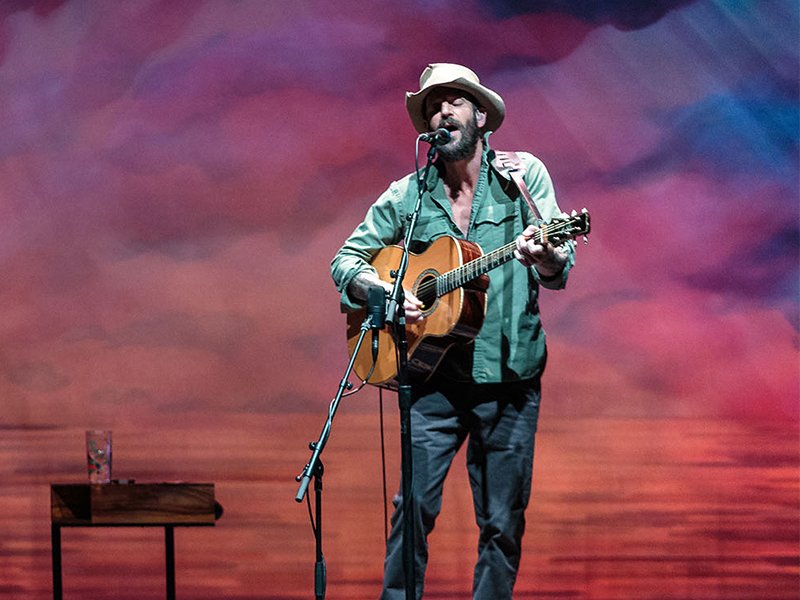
xmin=1 ymin=0 xmax=795 ymax=427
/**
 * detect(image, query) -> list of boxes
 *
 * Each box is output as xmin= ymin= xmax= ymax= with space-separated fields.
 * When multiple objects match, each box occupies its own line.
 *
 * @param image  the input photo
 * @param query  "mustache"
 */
xmin=438 ymin=118 xmax=462 ymax=130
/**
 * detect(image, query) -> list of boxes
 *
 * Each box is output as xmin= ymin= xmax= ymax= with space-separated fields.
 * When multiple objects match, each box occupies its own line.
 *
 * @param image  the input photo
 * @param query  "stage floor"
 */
xmin=1 ymin=413 xmax=797 ymax=599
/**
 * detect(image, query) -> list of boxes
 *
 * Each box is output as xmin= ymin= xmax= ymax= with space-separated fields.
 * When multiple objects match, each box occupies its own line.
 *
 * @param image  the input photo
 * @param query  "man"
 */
xmin=331 ymin=63 xmax=576 ymax=600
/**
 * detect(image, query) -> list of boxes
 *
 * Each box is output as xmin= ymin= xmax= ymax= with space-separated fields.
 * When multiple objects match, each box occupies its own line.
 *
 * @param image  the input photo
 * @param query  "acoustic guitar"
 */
xmin=346 ymin=209 xmax=590 ymax=386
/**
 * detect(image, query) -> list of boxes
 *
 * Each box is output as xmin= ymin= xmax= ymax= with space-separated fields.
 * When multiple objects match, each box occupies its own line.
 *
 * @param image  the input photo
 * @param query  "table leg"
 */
xmin=51 ymin=524 xmax=62 ymax=600
xmin=165 ymin=525 xmax=175 ymax=600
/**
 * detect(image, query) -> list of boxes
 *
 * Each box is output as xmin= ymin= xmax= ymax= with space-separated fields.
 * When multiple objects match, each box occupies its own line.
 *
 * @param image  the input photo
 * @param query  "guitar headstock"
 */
xmin=546 ymin=208 xmax=591 ymax=246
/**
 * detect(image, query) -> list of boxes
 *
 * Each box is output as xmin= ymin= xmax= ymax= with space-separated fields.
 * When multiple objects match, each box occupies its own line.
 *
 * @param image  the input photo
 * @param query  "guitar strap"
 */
xmin=491 ymin=150 xmax=544 ymax=222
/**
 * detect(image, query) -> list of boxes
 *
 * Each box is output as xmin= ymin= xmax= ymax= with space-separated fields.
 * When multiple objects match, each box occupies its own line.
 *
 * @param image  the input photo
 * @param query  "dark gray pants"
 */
xmin=380 ymin=378 xmax=541 ymax=600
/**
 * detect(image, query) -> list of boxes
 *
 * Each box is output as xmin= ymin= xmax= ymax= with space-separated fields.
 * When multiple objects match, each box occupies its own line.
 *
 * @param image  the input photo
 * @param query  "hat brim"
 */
xmin=405 ymin=77 xmax=505 ymax=134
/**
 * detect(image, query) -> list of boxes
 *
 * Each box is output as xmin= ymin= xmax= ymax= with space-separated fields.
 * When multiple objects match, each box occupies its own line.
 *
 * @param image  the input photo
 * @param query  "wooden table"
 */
xmin=50 ymin=483 xmax=218 ymax=600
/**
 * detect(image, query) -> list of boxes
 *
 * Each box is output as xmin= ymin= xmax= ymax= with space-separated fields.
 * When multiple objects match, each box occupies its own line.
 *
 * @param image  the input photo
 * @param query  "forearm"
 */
xmin=347 ymin=270 xmax=390 ymax=303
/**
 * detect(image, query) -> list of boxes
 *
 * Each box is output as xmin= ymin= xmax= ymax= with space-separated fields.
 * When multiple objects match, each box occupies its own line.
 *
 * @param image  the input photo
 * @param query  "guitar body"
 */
xmin=346 ymin=236 xmax=489 ymax=386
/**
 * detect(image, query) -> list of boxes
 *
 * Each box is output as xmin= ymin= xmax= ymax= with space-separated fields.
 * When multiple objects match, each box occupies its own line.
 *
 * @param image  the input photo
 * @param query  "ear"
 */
xmin=476 ymin=107 xmax=487 ymax=128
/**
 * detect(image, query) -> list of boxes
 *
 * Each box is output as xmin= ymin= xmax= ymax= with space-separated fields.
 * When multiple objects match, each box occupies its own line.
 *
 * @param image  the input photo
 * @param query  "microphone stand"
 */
xmin=385 ymin=141 xmax=438 ymax=600
xmin=295 ymin=317 xmax=374 ymax=600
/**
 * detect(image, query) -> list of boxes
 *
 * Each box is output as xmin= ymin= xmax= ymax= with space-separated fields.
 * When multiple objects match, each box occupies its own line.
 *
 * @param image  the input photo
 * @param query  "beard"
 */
xmin=435 ymin=111 xmax=481 ymax=162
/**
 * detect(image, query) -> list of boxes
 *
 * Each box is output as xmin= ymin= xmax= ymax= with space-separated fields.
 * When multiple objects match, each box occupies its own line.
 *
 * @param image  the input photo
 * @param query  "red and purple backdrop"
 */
xmin=0 ymin=1 xmax=797 ymax=599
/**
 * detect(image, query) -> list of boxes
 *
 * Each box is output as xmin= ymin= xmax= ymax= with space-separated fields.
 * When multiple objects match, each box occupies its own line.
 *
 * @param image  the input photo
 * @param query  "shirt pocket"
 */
xmin=472 ymin=200 xmax=520 ymax=250
xmin=408 ymin=214 xmax=458 ymax=254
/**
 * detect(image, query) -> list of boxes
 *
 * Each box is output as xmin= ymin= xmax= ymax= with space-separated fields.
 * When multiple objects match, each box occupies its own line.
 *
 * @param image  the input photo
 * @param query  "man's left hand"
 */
xmin=514 ymin=224 xmax=568 ymax=277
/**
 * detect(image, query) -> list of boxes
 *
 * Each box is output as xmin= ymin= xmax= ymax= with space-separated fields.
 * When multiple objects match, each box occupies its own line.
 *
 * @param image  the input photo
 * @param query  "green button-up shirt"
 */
xmin=331 ymin=139 xmax=575 ymax=383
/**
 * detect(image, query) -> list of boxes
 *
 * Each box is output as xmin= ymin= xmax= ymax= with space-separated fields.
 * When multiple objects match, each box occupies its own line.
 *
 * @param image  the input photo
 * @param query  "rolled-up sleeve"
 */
xmin=519 ymin=153 xmax=576 ymax=290
xmin=330 ymin=184 xmax=405 ymax=312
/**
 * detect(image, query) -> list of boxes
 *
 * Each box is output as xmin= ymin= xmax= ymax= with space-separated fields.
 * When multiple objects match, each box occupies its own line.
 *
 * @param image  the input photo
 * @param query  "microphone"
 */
xmin=367 ymin=286 xmax=386 ymax=362
xmin=418 ymin=128 xmax=452 ymax=145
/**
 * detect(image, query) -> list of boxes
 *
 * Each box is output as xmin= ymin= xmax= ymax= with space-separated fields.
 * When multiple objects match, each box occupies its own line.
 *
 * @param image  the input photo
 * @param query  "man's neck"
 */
xmin=441 ymin=139 xmax=484 ymax=192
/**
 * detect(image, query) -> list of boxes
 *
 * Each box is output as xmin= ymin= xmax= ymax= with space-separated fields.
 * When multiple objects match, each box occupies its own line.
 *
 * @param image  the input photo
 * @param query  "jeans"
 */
xmin=380 ymin=377 xmax=541 ymax=600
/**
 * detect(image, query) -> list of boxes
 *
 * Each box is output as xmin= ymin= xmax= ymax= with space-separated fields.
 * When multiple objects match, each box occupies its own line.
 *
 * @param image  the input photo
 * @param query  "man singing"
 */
xmin=331 ymin=63 xmax=576 ymax=600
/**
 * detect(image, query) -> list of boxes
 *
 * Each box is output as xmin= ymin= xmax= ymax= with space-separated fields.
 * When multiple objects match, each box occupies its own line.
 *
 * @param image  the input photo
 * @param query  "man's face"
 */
xmin=423 ymin=87 xmax=486 ymax=162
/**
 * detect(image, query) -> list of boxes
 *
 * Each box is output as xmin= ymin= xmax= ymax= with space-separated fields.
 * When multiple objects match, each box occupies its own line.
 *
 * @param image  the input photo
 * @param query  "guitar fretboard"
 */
xmin=438 ymin=240 xmax=518 ymax=295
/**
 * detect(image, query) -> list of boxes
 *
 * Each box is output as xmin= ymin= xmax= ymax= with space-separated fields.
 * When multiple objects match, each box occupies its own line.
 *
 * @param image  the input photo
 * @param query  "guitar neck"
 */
xmin=438 ymin=241 xmax=516 ymax=295
xmin=435 ymin=211 xmax=589 ymax=296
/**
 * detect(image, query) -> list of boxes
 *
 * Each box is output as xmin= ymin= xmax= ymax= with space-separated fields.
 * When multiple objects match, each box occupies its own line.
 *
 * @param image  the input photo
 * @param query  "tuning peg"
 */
xmin=583 ymin=236 xmax=589 ymax=244
xmin=571 ymin=209 xmax=577 ymax=216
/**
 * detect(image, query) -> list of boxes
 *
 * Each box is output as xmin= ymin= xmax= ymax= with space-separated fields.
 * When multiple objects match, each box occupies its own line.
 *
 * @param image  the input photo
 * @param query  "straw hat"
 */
xmin=405 ymin=63 xmax=506 ymax=134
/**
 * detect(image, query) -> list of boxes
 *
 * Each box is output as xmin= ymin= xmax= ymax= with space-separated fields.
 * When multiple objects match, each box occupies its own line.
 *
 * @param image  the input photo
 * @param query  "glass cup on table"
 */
xmin=85 ymin=429 xmax=112 ymax=484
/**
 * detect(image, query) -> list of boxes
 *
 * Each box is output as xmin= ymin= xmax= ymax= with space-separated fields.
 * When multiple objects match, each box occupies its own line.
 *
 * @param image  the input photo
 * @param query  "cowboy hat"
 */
xmin=405 ymin=63 xmax=506 ymax=134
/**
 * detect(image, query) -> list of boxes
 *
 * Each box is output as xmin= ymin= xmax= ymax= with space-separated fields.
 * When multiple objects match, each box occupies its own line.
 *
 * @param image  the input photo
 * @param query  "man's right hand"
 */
xmin=349 ymin=272 xmax=425 ymax=324
xmin=379 ymin=281 xmax=424 ymax=325
xmin=402 ymin=289 xmax=424 ymax=324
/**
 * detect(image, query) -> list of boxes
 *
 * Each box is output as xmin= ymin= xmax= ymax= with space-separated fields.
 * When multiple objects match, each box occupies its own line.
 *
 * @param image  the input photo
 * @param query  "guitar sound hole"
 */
xmin=416 ymin=274 xmax=438 ymax=312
